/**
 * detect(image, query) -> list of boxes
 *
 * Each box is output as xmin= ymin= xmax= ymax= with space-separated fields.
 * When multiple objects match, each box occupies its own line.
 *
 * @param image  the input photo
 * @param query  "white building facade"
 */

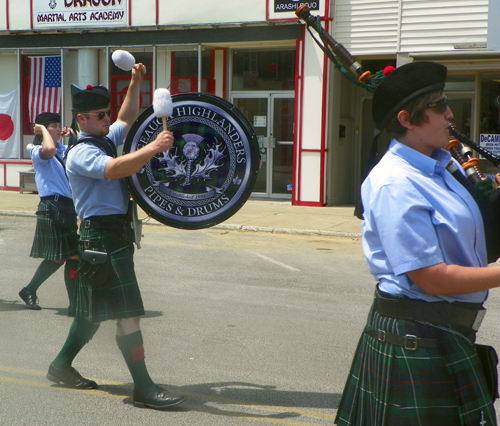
xmin=0 ymin=0 xmax=498 ymax=207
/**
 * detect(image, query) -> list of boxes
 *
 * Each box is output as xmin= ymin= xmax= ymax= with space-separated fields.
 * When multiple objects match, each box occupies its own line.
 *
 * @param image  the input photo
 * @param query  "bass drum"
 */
xmin=123 ymin=93 xmax=260 ymax=230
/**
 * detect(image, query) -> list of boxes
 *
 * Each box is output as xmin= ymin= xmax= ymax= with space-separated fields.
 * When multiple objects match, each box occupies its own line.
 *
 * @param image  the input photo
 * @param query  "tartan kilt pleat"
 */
xmin=75 ymin=219 xmax=144 ymax=323
xmin=335 ymin=307 xmax=497 ymax=426
xmin=30 ymin=200 xmax=79 ymax=260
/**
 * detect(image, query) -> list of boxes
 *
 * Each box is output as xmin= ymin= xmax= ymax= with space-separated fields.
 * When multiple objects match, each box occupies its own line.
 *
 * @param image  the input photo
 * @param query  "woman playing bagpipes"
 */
xmin=335 ymin=61 xmax=500 ymax=426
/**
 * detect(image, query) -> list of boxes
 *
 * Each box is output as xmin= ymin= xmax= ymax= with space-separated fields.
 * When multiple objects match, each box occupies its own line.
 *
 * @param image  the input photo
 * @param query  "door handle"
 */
xmin=269 ymin=135 xmax=276 ymax=148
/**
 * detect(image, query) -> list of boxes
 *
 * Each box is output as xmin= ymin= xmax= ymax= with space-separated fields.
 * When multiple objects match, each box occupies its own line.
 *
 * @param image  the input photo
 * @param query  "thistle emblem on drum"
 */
xmin=156 ymin=133 xmax=226 ymax=187
xmin=49 ymin=0 xmax=57 ymax=9
xmin=124 ymin=94 xmax=259 ymax=229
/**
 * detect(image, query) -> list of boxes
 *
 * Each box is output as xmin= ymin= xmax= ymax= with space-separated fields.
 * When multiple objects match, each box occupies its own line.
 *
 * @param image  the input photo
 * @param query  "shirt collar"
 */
xmin=390 ymin=139 xmax=451 ymax=176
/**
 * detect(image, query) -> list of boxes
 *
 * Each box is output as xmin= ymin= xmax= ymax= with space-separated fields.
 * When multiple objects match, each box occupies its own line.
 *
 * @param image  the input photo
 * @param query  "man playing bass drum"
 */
xmin=335 ymin=61 xmax=500 ymax=426
xmin=45 ymin=63 xmax=185 ymax=410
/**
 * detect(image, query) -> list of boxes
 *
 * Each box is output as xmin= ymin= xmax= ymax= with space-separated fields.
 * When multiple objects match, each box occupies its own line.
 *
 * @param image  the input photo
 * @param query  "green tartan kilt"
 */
xmin=335 ymin=302 xmax=497 ymax=426
xmin=74 ymin=216 xmax=144 ymax=323
xmin=30 ymin=200 xmax=79 ymax=260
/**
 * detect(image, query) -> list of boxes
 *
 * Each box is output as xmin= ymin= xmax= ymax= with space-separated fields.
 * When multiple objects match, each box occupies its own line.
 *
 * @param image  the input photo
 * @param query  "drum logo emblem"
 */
xmin=125 ymin=94 xmax=259 ymax=229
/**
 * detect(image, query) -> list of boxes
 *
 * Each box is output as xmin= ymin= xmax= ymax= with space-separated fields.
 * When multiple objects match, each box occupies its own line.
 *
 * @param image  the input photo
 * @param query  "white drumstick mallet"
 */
xmin=153 ymin=88 xmax=173 ymax=131
xmin=111 ymin=50 xmax=136 ymax=71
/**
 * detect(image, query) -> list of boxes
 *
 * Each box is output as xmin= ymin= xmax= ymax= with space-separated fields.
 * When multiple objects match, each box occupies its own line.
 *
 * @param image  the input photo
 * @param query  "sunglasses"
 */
xmin=426 ymin=98 xmax=448 ymax=113
xmin=85 ymin=109 xmax=113 ymax=120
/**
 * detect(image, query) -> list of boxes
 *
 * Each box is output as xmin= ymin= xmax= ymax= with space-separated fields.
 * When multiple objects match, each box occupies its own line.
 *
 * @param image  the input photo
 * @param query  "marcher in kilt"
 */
xmin=335 ymin=62 xmax=500 ymax=426
xmin=45 ymin=62 xmax=185 ymax=409
xmin=19 ymin=112 xmax=79 ymax=313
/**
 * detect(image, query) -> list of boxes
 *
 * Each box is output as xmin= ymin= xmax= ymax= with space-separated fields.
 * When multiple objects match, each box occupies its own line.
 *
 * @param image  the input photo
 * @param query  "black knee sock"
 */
xmin=52 ymin=316 xmax=100 ymax=369
xmin=116 ymin=331 xmax=155 ymax=391
xmin=64 ymin=259 xmax=79 ymax=308
xmin=25 ymin=259 xmax=63 ymax=293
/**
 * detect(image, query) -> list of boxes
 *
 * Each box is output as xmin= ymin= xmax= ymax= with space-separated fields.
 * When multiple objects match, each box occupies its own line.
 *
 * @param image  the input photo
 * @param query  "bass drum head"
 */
xmin=123 ymin=93 xmax=260 ymax=230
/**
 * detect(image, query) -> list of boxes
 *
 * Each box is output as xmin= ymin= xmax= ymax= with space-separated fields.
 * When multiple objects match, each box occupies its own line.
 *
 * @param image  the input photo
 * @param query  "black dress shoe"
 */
xmin=19 ymin=288 xmax=41 ymax=310
xmin=46 ymin=363 xmax=97 ymax=389
xmin=133 ymin=384 xmax=186 ymax=409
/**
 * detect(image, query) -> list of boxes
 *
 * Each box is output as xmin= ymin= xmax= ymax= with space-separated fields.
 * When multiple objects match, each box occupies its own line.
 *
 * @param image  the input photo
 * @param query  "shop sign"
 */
xmin=479 ymin=133 xmax=500 ymax=158
xmin=34 ymin=0 xmax=127 ymax=29
xmin=274 ymin=0 xmax=319 ymax=12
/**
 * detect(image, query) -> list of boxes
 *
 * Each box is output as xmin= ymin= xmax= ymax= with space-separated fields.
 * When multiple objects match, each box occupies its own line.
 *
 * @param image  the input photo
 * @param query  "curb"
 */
xmin=0 ymin=210 xmax=361 ymax=239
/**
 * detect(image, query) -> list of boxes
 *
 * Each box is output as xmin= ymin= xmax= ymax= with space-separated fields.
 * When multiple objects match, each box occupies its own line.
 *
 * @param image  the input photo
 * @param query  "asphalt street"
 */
xmin=1 ymin=216 xmax=500 ymax=425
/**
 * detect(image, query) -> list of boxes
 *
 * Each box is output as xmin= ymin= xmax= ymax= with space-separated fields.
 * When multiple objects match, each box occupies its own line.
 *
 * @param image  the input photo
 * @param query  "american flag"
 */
xmin=29 ymin=56 xmax=61 ymax=123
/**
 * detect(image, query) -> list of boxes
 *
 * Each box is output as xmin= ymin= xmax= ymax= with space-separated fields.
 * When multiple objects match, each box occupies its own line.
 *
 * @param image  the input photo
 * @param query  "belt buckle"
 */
xmin=377 ymin=330 xmax=386 ymax=342
xmin=404 ymin=334 xmax=418 ymax=350
xmin=472 ymin=308 xmax=486 ymax=331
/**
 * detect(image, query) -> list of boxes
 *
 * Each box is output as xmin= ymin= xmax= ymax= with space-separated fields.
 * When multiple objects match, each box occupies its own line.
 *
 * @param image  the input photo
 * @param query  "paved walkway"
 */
xmin=0 ymin=190 xmax=362 ymax=238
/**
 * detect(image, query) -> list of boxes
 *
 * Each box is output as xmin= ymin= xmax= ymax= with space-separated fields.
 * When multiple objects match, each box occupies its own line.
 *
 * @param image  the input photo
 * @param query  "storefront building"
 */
xmin=0 ymin=0 xmax=498 ymax=207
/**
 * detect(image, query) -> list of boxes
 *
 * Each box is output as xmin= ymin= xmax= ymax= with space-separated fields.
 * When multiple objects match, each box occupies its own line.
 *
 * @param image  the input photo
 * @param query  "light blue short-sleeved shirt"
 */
xmin=361 ymin=139 xmax=487 ymax=304
xmin=31 ymin=142 xmax=72 ymax=199
xmin=66 ymin=122 xmax=129 ymax=219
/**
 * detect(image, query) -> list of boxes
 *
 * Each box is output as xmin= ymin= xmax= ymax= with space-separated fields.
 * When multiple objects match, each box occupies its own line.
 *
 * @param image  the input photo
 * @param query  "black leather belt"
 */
xmin=81 ymin=215 xmax=126 ymax=230
xmin=41 ymin=195 xmax=73 ymax=204
xmin=375 ymin=291 xmax=486 ymax=331
xmin=364 ymin=327 xmax=438 ymax=350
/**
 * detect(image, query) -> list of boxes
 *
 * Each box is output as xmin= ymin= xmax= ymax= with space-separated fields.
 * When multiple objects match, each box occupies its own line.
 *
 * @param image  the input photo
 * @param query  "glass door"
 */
xmin=271 ymin=94 xmax=294 ymax=196
xmin=232 ymin=93 xmax=294 ymax=198
xmin=232 ymin=96 xmax=269 ymax=194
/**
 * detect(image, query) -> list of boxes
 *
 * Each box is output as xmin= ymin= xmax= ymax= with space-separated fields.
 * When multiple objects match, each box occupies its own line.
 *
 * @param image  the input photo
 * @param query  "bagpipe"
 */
xmin=295 ymin=4 xmax=384 ymax=93
xmin=446 ymin=123 xmax=500 ymax=263
xmin=296 ymin=4 xmax=500 ymax=262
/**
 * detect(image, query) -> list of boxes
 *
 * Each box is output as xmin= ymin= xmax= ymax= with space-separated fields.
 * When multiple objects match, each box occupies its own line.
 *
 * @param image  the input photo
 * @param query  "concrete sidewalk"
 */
xmin=0 ymin=190 xmax=362 ymax=238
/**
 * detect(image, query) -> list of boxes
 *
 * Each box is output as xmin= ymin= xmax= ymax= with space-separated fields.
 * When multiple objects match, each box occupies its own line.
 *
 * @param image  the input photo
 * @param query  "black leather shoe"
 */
xmin=46 ymin=363 xmax=97 ymax=389
xmin=19 ymin=288 xmax=41 ymax=310
xmin=133 ymin=384 xmax=186 ymax=409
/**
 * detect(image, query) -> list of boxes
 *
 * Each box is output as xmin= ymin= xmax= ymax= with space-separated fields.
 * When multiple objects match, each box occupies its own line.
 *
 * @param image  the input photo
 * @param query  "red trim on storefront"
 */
xmin=6 ymin=0 xmax=9 ymax=30
xmin=155 ymin=0 xmax=159 ymax=26
xmin=128 ymin=0 xmax=132 ymax=26
xmin=0 ymin=160 xmax=33 ymax=191
xmin=292 ymin=7 xmax=329 ymax=207
xmin=292 ymin=28 xmax=328 ymax=206
xmin=292 ymin=35 xmax=303 ymax=205
xmin=29 ymin=0 xmax=33 ymax=30
xmin=318 ymin=19 xmax=330 ymax=206
xmin=222 ymin=49 xmax=227 ymax=100
xmin=296 ymin=200 xmax=323 ymax=207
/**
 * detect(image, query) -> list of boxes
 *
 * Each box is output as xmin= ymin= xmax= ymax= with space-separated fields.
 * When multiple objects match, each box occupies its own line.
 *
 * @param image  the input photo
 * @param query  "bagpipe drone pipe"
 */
xmin=296 ymin=5 xmax=500 ymax=262
xmin=295 ymin=4 xmax=382 ymax=93
xmin=447 ymin=122 xmax=500 ymax=263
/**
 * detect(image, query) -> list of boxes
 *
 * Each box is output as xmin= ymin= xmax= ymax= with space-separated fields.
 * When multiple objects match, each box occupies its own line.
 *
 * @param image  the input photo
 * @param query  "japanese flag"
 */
xmin=0 ymin=90 xmax=19 ymax=158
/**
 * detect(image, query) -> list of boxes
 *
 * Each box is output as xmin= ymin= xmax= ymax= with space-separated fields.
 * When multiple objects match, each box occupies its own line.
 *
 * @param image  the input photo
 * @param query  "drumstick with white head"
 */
xmin=111 ymin=49 xmax=136 ymax=72
xmin=153 ymin=88 xmax=173 ymax=131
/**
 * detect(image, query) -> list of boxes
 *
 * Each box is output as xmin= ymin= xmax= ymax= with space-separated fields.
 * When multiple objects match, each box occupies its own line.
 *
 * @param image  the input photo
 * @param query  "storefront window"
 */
xmin=441 ymin=74 xmax=475 ymax=138
xmin=480 ymin=73 xmax=500 ymax=134
xmin=110 ymin=52 xmax=152 ymax=121
xmin=232 ymin=49 xmax=295 ymax=91
xmin=171 ymin=49 xmax=215 ymax=94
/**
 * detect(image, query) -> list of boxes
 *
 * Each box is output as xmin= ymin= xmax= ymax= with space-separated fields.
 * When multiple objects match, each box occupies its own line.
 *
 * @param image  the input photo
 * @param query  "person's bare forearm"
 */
xmin=104 ymin=144 xmax=158 ymax=179
xmin=38 ymin=126 xmax=56 ymax=160
xmin=116 ymin=64 xmax=146 ymax=135
xmin=104 ymin=130 xmax=173 ymax=179
xmin=407 ymin=262 xmax=500 ymax=296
